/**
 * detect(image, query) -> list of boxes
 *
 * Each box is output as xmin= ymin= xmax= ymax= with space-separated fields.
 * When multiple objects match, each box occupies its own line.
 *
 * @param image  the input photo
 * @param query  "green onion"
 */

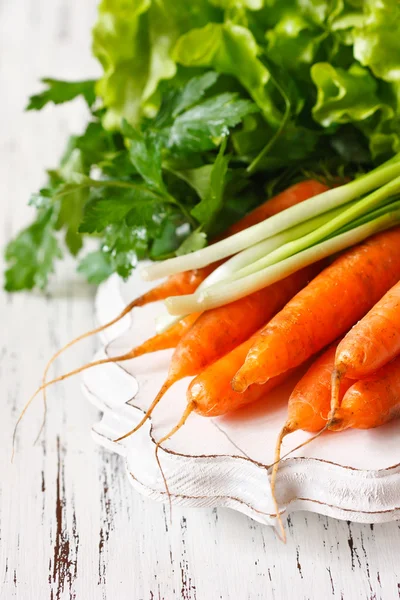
xmin=156 ymin=204 xmax=353 ymax=330
xmin=166 ymin=208 xmax=400 ymax=314
xmin=228 ymin=175 xmax=400 ymax=282
xmin=202 ymin=201 xmax=356 ymax=288
xmin=142 ymin=157 xmax=400 ymax=281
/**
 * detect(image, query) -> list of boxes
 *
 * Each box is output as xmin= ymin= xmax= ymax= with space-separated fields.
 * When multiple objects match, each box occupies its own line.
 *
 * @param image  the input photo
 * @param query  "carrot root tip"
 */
xmin=231 ymin=374 xmax=247 ymax=393
xmin=327 ymin=415 xmax=344 ymax=431
xmin=330 ymin=367 xmax=346 ymax=417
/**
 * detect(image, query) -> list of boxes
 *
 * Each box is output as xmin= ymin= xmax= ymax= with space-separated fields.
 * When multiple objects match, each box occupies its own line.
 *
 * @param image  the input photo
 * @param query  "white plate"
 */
xmin=82 ymin=270 xmax=400 ymax=528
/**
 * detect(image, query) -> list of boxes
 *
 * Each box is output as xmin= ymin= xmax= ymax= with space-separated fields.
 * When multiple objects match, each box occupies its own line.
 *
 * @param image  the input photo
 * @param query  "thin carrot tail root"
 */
xmin=270 ymin=425 xmax=292 ymax=543
xmin=12 ymin=353 xmax=132 ymax=460
xmin=41 ymin=296 xmax=139 ymax=383
xmin=37 ymin=297 xmax=141 ymax=442
xmin=278 ymin=423 xmax=329 ymax=463
xmin=114 ymin=379 xmax=176 ymax=443
xmin=154 ymin=402 xmax=195 ymax=521
xmin=269 ymin=422 xmax=330 ymax=542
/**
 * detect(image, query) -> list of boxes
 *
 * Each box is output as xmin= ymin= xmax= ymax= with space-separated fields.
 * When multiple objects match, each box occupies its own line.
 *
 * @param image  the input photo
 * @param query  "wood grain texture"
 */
xmin=1 ymin=1 xmax=400 ymax=598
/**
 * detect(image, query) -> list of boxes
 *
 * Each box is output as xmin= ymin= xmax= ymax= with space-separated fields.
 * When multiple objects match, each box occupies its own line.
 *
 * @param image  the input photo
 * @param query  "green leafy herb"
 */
xmin=172 ymin=71 xmax=219 ymax=117
xmin=77 ymin=250 xmax=113 ymax=284
xmin=191 ymin=139 xmax=229 ymax=226
xmin=5 ymin=208 xmax=62 ymax=291
xmin=122 ymin=120 xmax=165 ymax=191
xmin=27 ymin=78 xmax=96 ymax=110
xmin=168 ymin=92 xmax=258 ymax=153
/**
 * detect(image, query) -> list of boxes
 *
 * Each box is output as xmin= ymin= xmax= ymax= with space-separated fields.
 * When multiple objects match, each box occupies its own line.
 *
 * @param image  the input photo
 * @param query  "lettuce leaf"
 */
xmin=92 ymin=0 xmax=151 ymax=129
xmin=353 ymin=0 xmax=400 ymax=82
xmin=311 ymin=61 xmax=400 ymax=160
xmin=311 ymin=63 xmax=385 ymax=127
xmin=265 ymin=12 xmax=324 ymax=77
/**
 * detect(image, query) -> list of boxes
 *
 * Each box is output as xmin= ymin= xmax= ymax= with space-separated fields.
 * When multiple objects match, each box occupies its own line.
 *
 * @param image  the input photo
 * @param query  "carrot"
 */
xmin=188 ymin=334 xmax=290 ymax=417
xmin=126 ymin=312 xmax=201 ymax=356
xmin=330 ymin=280 xmax=400 ymax=418
xmin=17 ymin=262 xmax=320 ymax=457
xmin=283 ymin=343 xmax=354 ymax=433
xmin=330 ymin=354 xmax=400 ymax=431
xmin=153 ymin=347 xmax=291 ymax=512
xmin=269 ymin=342 xmax=353 ymax=541
xmin=270 ymin=334 xmax=399 ymax=539
xmin=115 ymin=263 xmax=322 ymax=442
xmin=233 ymin=227 xmax=400 ymax=393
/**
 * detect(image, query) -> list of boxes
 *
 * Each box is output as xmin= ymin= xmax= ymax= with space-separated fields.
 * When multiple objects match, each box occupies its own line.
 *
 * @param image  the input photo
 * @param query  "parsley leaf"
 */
xmin=55 ymin=149 xmax=89 ymax=255
xmin=101 ymin=222 xmax=149 ymax=279
xmin=26 ymin=78 xmax=97 ymax=111
xmin=80 ymin=186 xmax=159 ymax=234
xmin=168 ymin=92 xmax=259 ymax=153
xmin=191 ymin=139 xmax=229 ymax=227
xmin=172 ymin=71 xmax=219 ymax=117
xmin=173 ymin=164 xmax=214 ymax=201
xmin=125 ymin=198 xmax=168 ymax=230
xmin=4 ymin=207 xmax=62 ymax=291
xmin=150 ymin=214 xmax=190 ymax=259
xmin=77 ymin=251 xmax=113 ymax=284
xmin=151 ymin=72 xmax=220 ymax=130
xmin=121 ymin=120 xmax=165 ymax=192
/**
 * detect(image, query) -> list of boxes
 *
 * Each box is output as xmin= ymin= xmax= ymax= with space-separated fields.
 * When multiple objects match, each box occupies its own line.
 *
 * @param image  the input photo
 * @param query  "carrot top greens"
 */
xmin=5 ymin=0 xmax=400 ymax=291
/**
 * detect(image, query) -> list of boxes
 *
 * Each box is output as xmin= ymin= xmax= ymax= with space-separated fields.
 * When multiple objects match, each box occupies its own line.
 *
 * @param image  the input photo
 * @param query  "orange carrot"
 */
xmin=126 ymin=312 xmax=201 ymax=357
xmin=283 ymin=343 xmax=353 ymax=433
xmin=116 ymin=263 xmax=322 ymax=442
xmin=233 ymin=227 xmax=400 ymax=393
xmin=188 ymin=334 xmax=290 ymax=417
xmin=330 ymin=354 xmax=400 ymax=431
xmin=269 ymin=342 xmax=353 ymax=541
xmin=270 ymin=344 xmax=352 ymax=492
xmin=331 ymin=280 xmax=400 ymax=417
xmin=271 ymin=325 xmax=400 ymax=540
xmin=271 ymin=336 xmax=400 ymax=539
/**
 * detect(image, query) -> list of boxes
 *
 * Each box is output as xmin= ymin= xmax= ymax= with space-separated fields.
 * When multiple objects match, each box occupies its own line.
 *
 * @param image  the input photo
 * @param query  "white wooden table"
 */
xmin=1 ymin=1 xmax=400 ymax=598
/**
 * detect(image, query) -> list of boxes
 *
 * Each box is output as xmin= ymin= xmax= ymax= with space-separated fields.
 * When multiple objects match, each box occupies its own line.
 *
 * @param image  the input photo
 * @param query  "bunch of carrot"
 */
xmin=18 ymin=175 xmax=400 ymax=540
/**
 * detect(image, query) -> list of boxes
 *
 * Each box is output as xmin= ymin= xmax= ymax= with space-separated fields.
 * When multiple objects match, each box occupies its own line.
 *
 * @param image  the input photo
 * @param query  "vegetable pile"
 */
xmin=11 ymin=0 xmax=400 ymax=538
xmin=16 ymin=180 xmax=400 ymax=542
xmin=6 ymin=0 xmax=400 ymax=291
